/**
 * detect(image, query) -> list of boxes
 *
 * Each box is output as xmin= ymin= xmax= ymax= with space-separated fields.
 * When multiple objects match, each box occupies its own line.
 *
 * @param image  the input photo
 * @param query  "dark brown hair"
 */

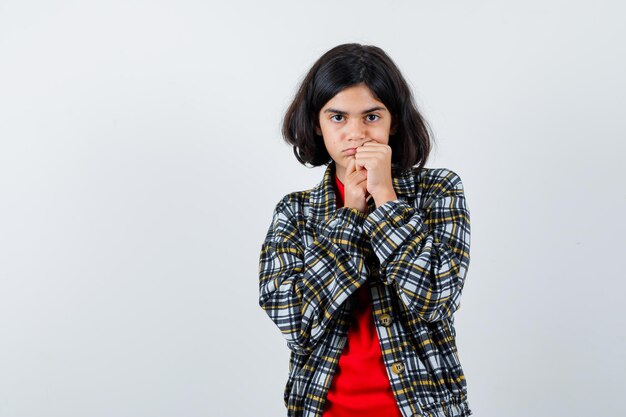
xmin=282 ymin=43 xmax=433 ymax=172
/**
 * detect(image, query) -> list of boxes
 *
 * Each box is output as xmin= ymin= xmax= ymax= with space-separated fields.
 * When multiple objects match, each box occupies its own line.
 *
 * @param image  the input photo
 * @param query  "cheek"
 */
xmin=322 ymin=136 xmax=340 ymax=152
xmin=321 ymin=131 xmax=339 ymax=143
xmin=371 ymin=131 xmax=389 ymax=143
xmin=328 ymin=140 xmax=343 ymax=153
xmin=378 ymin=124 xmax=393 ymax=140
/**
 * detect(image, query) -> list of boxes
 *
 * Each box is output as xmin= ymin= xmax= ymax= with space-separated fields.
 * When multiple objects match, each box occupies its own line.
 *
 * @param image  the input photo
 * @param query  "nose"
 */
xmin=346 ymin=118 xmax=366 ymax=142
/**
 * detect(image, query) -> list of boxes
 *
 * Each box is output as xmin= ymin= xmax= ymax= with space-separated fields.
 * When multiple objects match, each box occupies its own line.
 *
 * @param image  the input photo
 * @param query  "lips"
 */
xmin=343 ymin=141 xmax=374 ymax=155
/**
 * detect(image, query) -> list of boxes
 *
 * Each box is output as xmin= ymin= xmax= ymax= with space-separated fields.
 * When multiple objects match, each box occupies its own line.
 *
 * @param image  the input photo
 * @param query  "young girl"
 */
xmin=258 ymin=43 xmax=472 ymax=417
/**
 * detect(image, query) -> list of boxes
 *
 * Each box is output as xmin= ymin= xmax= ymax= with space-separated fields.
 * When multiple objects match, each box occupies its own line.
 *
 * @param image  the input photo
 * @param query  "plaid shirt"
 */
xmin=258 ymin=161 xmax=472 ymax=417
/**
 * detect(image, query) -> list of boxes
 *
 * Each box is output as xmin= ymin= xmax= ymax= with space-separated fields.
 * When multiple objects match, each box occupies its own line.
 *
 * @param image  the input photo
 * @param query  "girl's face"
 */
xmin=316 ymin=83 xmax=395 ymax=179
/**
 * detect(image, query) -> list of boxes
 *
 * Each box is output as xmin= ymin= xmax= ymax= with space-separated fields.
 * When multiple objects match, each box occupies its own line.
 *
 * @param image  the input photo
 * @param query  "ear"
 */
xmin=315 ymin=125 xmax=322 ymax=136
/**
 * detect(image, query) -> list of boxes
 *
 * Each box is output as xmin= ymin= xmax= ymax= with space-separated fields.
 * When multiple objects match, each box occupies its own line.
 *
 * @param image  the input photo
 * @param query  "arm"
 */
xmin=363 ymin=169 xmax=471 ymax=323
xmin=258 ymin=195 xmax=370 ymax=355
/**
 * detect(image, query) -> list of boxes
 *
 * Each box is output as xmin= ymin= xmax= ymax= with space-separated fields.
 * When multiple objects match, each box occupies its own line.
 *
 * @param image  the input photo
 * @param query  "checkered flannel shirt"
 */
xmin=258 ymin=161 xmax=472 ymax=417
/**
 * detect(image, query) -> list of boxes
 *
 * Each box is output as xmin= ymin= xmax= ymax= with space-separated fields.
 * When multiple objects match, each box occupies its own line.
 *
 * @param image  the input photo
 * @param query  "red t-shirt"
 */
xmin=321 ymin=174 xmax=403 ymax=417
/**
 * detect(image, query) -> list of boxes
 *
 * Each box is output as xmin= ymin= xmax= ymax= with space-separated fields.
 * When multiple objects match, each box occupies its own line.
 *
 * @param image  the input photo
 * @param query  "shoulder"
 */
xmin=410 ymin=166 xmax=466 ymax=197
xmin=275 ymin=188 xmax=311 ymax=211
xmin=269 ymin=188 xmax=312 ymax=224
xmin=263 ymin=188 xmax=315 ymax=246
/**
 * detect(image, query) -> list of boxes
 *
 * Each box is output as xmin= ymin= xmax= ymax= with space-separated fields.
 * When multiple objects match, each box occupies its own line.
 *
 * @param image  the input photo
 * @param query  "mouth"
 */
xmin=342 ymin=140 xmax=375 ymax=155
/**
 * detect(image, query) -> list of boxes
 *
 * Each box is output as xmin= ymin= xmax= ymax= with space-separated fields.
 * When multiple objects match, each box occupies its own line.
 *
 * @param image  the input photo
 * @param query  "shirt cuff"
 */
xmin=316 ymin=207 xmax=368 ymax=246
xmin=363 ymin=199 xmax=426 ymax=265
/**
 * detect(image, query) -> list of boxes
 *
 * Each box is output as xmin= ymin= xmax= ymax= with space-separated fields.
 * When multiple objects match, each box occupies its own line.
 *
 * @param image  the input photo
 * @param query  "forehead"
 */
xmin=322 ymin=84 xmax=386 ymax=109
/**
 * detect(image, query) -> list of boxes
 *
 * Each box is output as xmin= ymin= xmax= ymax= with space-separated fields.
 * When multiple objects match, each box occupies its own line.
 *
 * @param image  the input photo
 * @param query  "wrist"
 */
xmin=372 ymin=189 xmax=398 ymax=207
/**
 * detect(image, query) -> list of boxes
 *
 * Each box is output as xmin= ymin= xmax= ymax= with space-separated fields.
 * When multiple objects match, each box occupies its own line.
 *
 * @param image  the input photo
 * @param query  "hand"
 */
xmin=343 ymin=156 xmax=369 ymax=213
xmin=354 ymin=141 xmax=397 ymax=207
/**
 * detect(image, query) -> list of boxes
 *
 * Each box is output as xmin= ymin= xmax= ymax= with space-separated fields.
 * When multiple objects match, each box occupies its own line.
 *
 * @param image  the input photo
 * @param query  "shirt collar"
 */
xmin=309 ymin=160 xmax=416 ymax=221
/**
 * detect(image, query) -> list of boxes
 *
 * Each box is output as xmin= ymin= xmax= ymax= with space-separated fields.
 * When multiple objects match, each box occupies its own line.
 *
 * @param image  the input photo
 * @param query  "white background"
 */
xmin=1 ymin=1 xmax=624 ymax=416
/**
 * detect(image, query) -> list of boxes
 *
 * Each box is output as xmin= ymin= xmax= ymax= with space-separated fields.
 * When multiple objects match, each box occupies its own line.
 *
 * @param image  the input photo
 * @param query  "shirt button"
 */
xmin=378 ymin=313 xmax=392 ymax=327
xmin=411 ymin=414 xmax=423 ymax=417
xmin=391 ymin=361 xmax=405 ymax=374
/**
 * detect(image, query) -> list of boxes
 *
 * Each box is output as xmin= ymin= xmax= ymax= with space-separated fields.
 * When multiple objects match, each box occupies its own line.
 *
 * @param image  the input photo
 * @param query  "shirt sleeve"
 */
xmin=258 ymin=195 xmax=370 ymax=355
xmin=362 ymin=169 xmax=471 ymax=323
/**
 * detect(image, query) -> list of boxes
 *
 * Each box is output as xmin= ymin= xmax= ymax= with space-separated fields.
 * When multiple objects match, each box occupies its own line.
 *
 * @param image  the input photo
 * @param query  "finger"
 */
xmin=345 ymin=157 xmax=357 ymax=178
xmin=356 ymin=146 xmax=382 ymax=154
xmin=356 ymin=146 xmax=385 ymax=158
xmin=355 ymin=173 xmax=368 ymax=187
xmin=354 ymin=156 xmax=367 ymax=171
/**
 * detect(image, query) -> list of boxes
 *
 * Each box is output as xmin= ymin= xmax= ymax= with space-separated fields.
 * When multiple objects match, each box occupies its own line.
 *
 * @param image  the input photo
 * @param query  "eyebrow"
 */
xmin=322 ymin=106 xmax=387 ymax=115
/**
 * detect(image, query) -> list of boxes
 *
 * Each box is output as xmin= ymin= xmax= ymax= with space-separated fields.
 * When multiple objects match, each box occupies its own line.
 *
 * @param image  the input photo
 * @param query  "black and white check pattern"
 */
xmin=259 ymin=161 xmax=472 ymax=417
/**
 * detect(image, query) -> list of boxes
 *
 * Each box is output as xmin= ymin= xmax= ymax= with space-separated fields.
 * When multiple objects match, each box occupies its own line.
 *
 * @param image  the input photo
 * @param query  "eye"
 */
xmin=366 ymin=114 xmax=380 ymax=122
xmin=331 ymin=115 xmax=344 ymax=122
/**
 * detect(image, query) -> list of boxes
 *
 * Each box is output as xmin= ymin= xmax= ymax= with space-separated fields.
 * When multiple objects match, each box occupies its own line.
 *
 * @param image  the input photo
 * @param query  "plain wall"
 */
xmin=0 ymin=1 xmax=624 ymax=416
